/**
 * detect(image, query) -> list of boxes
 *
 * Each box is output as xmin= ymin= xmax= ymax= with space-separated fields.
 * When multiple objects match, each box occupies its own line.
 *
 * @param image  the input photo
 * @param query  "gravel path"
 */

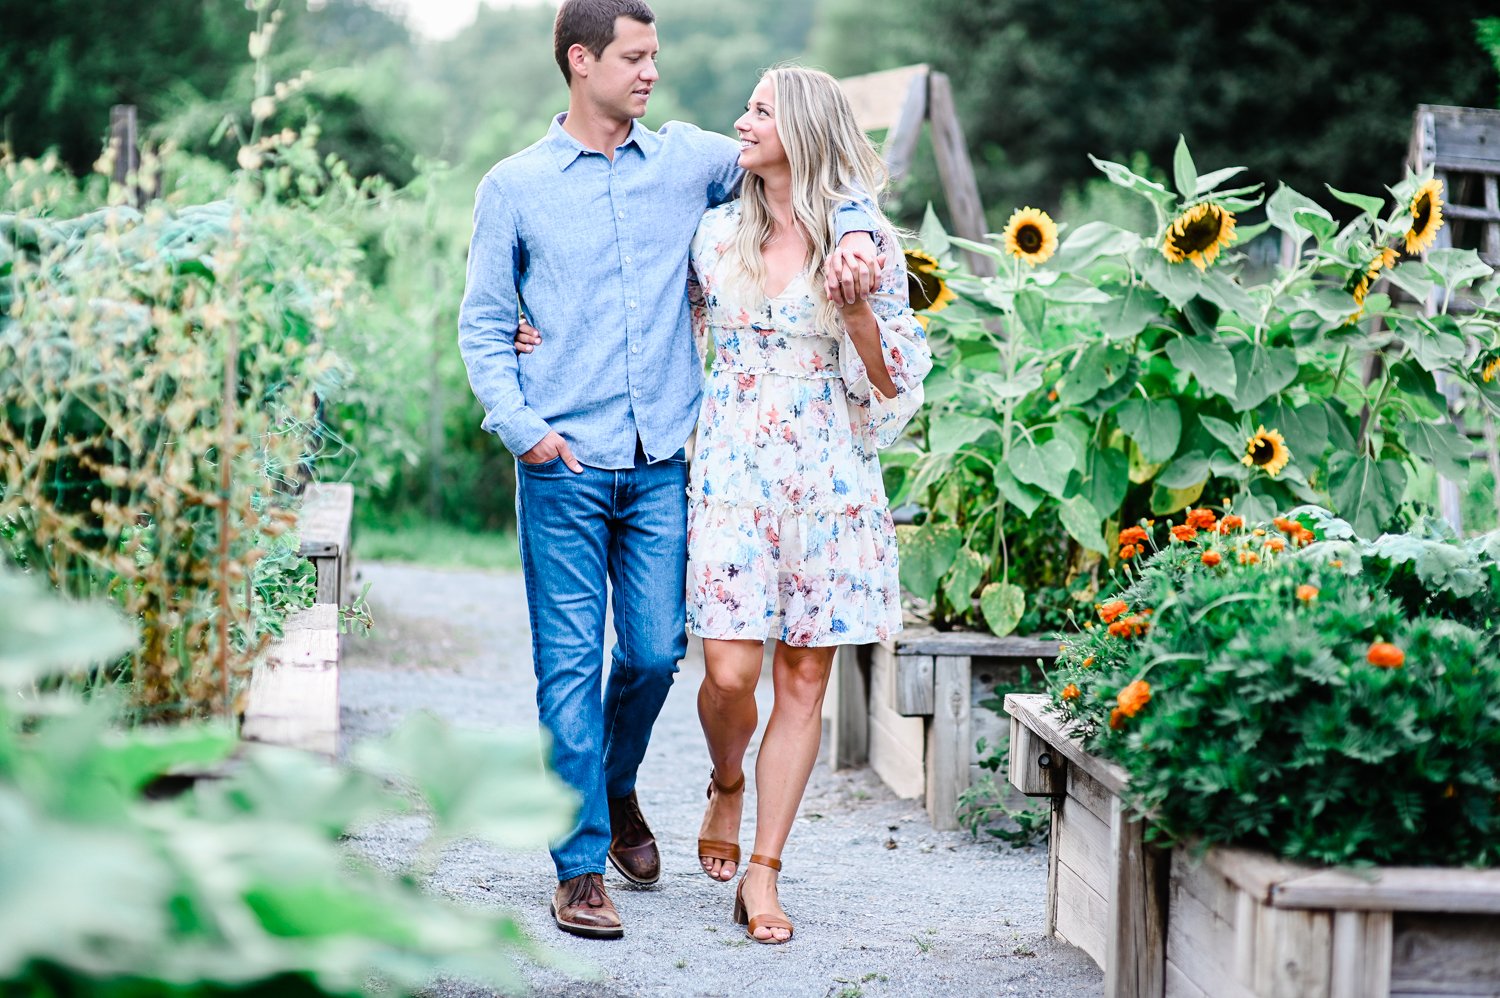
xmin=340 ymin=561 xmax=1103 ymax=998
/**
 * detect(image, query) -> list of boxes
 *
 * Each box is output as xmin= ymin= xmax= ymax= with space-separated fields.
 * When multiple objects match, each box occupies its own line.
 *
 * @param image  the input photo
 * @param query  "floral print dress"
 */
xmin=685 ymin=202 xmax=932 ymax=647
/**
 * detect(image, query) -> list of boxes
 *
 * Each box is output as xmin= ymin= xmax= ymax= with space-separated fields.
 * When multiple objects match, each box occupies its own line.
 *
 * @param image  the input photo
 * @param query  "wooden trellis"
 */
xmin=839 ymin=64 xmax=993 ymax=276
xmin=1405 ymin=104 xmax=1500 ymax=530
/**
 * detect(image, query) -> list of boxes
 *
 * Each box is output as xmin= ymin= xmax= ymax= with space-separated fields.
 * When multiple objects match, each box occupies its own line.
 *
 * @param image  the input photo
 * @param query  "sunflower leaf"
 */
xmin=979 ymin=582 xmax=1026 ymax=638
xmin=1156 ymin=450 xmax=1210 ymax=490
xmin=919 ymin=204 xmax=951 ymax=259
xmin=1014 ymin=290 xmax=1047 ymax=337
xmin=1327 ymin=453 xmax=1406 ymax=539
xmin=1230 ymin=343 xmax=1298 ymax=412
xmin=1165 ymin=336 xmax=1238 ymax=399
xmin=946 ymin=234 xmax=1004 ymax=262
xmin=1195 ymin=166 xmax=1248 ymax=197
xmin=1137 ymin=249 xmax=1203 ymax=308
xmin=1173 ymin=136 xmax=1198 ymax=202
xmin=1084 ymin=446 xmax=1130 ymax=516
xmin=1399 ymin=417 xmax=1471 ymax=481
xmin=1058 ymin=495 xmax=1109 ymax=554
xmin=1095 ymin=285 xmax=1164 ymax=340
xmin=1423 ymin=248 xmax=1493 ymax=292
xmin=1052 ymin=221 xmax=1137 ymax=271
xmin=1325 ymin=186 xmax=1384 ymax=217
xmin=1010 ymin=437 xmax=1076 ymax=498
xmin=1267 ymin=184 xmax=1332 ymax=247
xmin=896 ymin=523 xmax=964 ymax=602
xmin=1384 ymin=263 xmax=1436 ymax=303
xmin=928 ymin=412 xmax=1001 ymax=454
xmin=1117 ymin=398 xmax=1182 ymax=463
xmin=943 ymin=547 xmax=987 ymax=605
xmin=994 ymin=465 xmax=1045 ymax=518
xmin=1199 ymin=414 xmax=1245 ymax=453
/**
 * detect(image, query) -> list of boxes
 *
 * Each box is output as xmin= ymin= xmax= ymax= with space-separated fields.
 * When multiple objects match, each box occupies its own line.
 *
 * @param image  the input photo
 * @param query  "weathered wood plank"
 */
xmin=881 ymin=69 xmax=928 ymax=183
xmin=1164 ymin=959 xmax=1209 ymax=998
xmin=1167 ymin=862 xmax=1258 ymax=998
xmin=829 ymin=643 xmax=869 ymax=770
xmin=1004 ymin=693 xmax=1129 ymax=796
xmin=1390 ymin=913 xmax=1500 ymax=995
xmin=1420 ymin=104 xmax=1500 ymax=174
xmin=1203 ymin=845 xmax=1307 ymax=905
xmin=1066 ymin=763 xmax=1114 ymax=826
xmin=1250 ymin=905 xmax=1332 ymax=998
xmin=297 ymin=482 xmax=353 ymax=558
xmin=1055 ymin=857 xmax=1109 ymax=969
xmin=241 ymin=603 xmax=339 ymax=757
xmin=839 ymin=63 xmax=929 ymax=133
xmin=1057 ymin=786 xmax=1114 ymax=894
xmin=1045 ymin=796 xmax=1062 ymax=938
xmin=1008 ymin=711 xmax=1066 ymax=796
xmin=927 ymin=71 xmax=991 ymax=276
xmin=1107 ymin=797 xmax=1168 ymax=998
xmin=895 ymin=628 xmax=1059 ymax=659
xmin=868 ymin=642 xmax=924 ymax=798
xmin=1271 ymin=866 xmax=1500 ymax=914
xmin=1330 ymin=910 xmax=1393 ymax=998
xmin=893 ymin=653 xmax=934 ymax=716
xmin=924 ymin=654 xmax=970 ymax=830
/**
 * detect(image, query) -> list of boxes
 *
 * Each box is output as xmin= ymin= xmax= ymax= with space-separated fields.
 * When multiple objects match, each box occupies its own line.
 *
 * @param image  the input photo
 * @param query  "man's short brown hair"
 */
xmin=553 ymin=0 xmax=656 ymax=84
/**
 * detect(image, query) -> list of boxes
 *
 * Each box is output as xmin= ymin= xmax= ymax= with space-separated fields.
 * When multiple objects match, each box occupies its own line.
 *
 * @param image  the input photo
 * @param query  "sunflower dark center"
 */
xmin=907 ymin=269 xmax=942 ymax=310
xmin=1249 ymin=438 xmax=1275 ymax=465
xmin=1413 ymin=193 xmax=1432 ymax=232
xmin=1016 ymin=224 xmax=1044 ymax=253
xmin=1171 ymin=209 xmax=1224 ymax=255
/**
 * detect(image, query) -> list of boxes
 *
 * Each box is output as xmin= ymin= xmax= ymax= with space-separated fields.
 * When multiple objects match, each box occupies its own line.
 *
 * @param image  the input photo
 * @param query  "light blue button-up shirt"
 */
xmin=458 ymin=113 xmax=875 ymax=470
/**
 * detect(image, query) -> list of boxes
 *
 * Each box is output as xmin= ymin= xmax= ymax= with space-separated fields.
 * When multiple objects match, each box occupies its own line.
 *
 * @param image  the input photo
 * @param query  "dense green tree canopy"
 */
xmin=812 ymin=0 xmax=1499 ymax=223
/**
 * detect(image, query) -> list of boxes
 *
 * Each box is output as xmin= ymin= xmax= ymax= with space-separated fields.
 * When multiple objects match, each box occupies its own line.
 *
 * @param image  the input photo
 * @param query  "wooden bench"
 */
xmin=297 ymin=482 xmax=353 ymax=606
xmin=241 ymin=603 xmax=340 ymax=757
xmin=828 ymin=628 xmax=1057 ymax=829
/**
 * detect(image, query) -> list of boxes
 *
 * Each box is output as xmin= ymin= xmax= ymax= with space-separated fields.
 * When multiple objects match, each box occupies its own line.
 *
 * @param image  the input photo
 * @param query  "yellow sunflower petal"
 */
xmin=1403 ymin=179 xmax=1444 ymax=256
xmin=1162 ymin=202 xmax=1236 ymax=270
xmin=1241 ymin=425 xmax=1291 ymax=477
xmin=1003 ymin=207 xmax=1058 ymax=266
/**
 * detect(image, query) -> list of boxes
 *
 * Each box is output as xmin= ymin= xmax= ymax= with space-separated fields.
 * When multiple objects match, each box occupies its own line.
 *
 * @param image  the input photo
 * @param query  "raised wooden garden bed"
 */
xmin=827 ymin=628 xmax=1057 ymax=830
xmin=1005 ymin=692 xmax=1500 ymax=998
xmin=297 ymin=482 xmax=354 ymax=606
xmin=242 ymin=603 xmax=340 ymax=757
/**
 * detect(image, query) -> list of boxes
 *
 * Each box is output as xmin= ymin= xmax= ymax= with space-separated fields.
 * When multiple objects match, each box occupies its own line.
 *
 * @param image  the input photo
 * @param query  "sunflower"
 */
xmin=1003 ymin=207 xmax=1058 ymax=266
xmin=1241 ymin=425 xmax=1291 ymax=477
xmin=1403 ymin=178 xmax=1445 ymax=255
xmin=1479 ymin=351 xmax=1500 ymax=384
xmin=904 ymin=249 xmax=958 ymax=328
xmin=1162 ymin=202 xmax=1236 ymax=270
xmin=1346 ymin=247 xmax=1400 ymax=306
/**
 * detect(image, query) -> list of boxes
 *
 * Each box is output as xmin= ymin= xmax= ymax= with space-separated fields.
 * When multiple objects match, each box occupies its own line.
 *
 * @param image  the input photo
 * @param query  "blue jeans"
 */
xmin=515 ymin=446 xmax=688 ymax=881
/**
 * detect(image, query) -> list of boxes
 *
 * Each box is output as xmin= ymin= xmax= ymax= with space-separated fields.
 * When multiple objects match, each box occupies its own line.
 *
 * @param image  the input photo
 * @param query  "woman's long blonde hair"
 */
xmin=729 ymin=65 xmax=898 ymax=333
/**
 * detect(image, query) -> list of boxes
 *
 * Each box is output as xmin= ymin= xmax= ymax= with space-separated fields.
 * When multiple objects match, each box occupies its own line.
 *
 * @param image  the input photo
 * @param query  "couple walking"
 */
xmin=457 ymin=0 xmax=931 ymax=945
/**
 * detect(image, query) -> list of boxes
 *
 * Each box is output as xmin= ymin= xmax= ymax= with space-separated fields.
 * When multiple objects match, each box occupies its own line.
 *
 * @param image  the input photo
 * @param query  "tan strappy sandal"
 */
xmin=696 ymin=769 xmax=744 ymax=882
xmin=733 ymin=854 xmax=793 ymax=944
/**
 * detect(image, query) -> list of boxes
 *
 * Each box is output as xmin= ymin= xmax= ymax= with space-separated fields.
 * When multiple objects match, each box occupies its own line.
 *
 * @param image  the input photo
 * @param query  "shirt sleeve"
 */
xmin=839 ymin=227 xmax=933 ymax=449
xmin=833 ymin=193 xmax=880 ymax=240
xmin=457 ymin=174 xmax=551 ymax=457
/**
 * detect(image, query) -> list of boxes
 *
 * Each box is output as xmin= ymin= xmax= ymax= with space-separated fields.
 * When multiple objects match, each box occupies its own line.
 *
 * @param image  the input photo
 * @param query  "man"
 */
xmin=457 ymin=0 xmax=881 ymax=940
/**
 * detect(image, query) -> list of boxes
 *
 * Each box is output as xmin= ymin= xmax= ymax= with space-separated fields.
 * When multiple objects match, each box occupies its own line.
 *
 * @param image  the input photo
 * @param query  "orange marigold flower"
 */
xmin=1273 ymin=516 xmax=1296 ymax=533
xmin=1048 ymin=389 xmax=1059 ymax=402
xmin=1331 ymin=559 xmax=1343 ymax=568
xmin=1239 ymin=550 xmax=1260 ymax=565
xmin=1061 ymin=683 xmax=1080 ymax=701
xmin=1201 ymin=550 xmax=1222 ymax=567
xmin=1444 ymin=783 xmax=1457 ymax=799
xmin=1109 ymin=615 xmax=1150 ymax=638
xmin=1252 ymin=528 xmax=1266 ymax=537
xmin=1116 ymin=679 xmax=1152 ymax=717
xmin=1218 ymin=515 xmax=1245 ymax=533
xmin=1170 ymin=524 xmax=1198 ymax=543
xmin=1296 ymin=584 xmax=1319 ymax=602
xmin=1185 ymin=507 xmax=1218 ymax=531
xmin=1265 ymin=536 xmax=1286 ymax=553
xmin=1109 ymin=707 xmax=1125 ymax=730
xmin=1367 ymin=642 xmax=1405 ymax=668
xmin=1098 ymin=600 xmax=1128 ymax=624
xmin=1082 ymin=656 xmax=1095 ymax=669
xmin=1119 ymin=544 xmax=1140 ymax=560
xmin=1118 ymin=526 xmax=1149 ymax=546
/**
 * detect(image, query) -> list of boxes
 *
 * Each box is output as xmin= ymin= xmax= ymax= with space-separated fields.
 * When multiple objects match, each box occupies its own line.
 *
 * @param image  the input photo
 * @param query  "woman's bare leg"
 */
xmin=740 ymin=641 xmax=836 ymax=940
xmin=697 ymin=638 xmax=764 ymax=880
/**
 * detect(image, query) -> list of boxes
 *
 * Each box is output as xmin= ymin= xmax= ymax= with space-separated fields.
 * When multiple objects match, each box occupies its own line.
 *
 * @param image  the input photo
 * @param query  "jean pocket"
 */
xmin=517 ymin=454 xmax=564 ymax=472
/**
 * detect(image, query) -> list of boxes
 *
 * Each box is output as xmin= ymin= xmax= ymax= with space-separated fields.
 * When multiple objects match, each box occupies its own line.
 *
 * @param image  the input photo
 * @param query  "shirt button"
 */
xmin=631 ymin=344 xmax=639 ymax=354
xmin=624 ymin=255 xmax=633 ymax=264
xmin=617 ymin=210 xmax=625 ymax=219
xmin=633 ymin=389 xmax=641 ymax=399
xmin=628 ymin=301 xmax=637 ymax=309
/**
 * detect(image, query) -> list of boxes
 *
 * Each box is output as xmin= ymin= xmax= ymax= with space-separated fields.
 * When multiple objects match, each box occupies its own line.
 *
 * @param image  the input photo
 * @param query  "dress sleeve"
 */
xmin=839 ymin=229 xmax=933 ymax=450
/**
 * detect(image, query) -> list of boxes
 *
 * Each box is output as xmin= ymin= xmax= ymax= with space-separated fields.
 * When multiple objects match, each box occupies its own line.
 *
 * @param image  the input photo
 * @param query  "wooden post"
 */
xmin=926 ymin=72 xmax=994 ymax=276
xmin=893 ymin=653 xmax=934 ymax=715
xmin=1105 ymin=798 xmax=1168 ymax=998
xmin=1008 ymin=712 xmax=1066 ymax=796
xmin=109 ymin=104 xmax=144 ymax=209
xmin=829 ymin=644 xmax=871 ymax=769
xmin=923 ymin=654 xmax=971 ymax=830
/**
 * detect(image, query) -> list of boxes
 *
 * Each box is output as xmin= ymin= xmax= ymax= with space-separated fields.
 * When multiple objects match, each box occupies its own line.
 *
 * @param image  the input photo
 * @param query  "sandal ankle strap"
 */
xmin=709 ymin=769 xmax=745 ymax=797
xmin=748 ymin=853 xmax=782 ymax=872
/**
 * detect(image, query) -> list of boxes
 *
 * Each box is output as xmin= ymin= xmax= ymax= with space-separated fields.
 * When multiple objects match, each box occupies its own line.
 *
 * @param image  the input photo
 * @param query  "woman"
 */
xmin=686 ymin=66 xmax=930 ymax=944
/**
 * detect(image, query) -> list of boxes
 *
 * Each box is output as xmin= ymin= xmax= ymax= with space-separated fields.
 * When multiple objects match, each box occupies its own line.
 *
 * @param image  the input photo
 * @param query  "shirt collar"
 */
xmin=546 ymin=113 xmax=658 ymax=171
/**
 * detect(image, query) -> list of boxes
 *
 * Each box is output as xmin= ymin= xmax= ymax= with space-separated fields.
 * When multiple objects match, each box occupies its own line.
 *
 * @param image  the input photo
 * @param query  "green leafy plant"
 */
xmin=893 ymin=140 xmax=1500 ymax=638
xmin=0 ymin=565 xmax=578 ymax=996
xmin=1045 ymin=505 xmax=1500 ymax=867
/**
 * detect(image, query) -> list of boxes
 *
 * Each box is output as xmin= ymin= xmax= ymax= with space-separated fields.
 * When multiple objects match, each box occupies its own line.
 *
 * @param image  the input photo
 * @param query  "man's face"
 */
xmin=577 ymin=17 xmax=659 ymax=122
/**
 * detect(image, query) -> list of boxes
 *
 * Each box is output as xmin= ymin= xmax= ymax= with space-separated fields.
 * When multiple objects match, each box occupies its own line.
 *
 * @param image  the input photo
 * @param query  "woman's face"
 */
xmin=734 ymin=77 xmax=787 ymax=175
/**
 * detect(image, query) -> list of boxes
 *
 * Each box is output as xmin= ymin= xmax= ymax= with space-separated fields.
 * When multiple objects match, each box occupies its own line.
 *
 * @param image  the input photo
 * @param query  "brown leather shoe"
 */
xmin=607 ymin=790 xmax=661 ymax=885
xmin=551 ymin=873 xmax=623 ymax=939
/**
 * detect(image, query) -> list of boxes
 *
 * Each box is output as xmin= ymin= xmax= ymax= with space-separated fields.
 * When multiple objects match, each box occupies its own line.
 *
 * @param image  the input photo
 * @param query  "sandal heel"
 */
xmin=732 ymin=882 xmax=748 ymax=926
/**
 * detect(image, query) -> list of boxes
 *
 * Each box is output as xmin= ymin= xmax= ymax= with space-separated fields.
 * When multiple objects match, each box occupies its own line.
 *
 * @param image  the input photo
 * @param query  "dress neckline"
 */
xmin=762 ymin=270 xmax=808 ymax=301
